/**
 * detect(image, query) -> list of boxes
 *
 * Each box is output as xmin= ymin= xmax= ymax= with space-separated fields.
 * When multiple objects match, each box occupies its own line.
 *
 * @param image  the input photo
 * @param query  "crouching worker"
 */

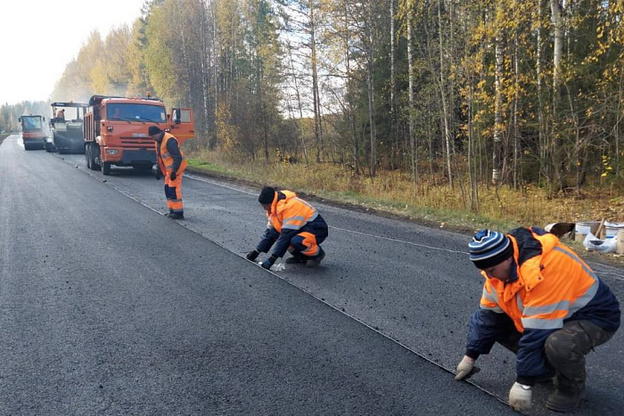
xmin=246 ymin=186 xmax=328 ymax=270
xmin=455 ymin=228 xmax=620 ymax=413
xmin=150 ymin=126 xmax=187 ymax=220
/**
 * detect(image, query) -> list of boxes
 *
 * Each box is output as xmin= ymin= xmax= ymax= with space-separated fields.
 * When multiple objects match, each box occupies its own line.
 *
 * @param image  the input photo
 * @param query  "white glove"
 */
xmin=454 ymin=356 xmax=479 ymax=380
xmin=508 ymin=382 xmax=532 ymax=413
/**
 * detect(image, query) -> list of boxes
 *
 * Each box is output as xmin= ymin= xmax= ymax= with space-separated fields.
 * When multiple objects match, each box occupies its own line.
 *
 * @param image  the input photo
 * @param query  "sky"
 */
xmin=1 ymin=0 xmax=146 ymax=105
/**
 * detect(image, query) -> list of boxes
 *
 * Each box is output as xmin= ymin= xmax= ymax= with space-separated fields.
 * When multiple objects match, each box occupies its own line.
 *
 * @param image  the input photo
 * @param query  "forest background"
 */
xmin=1 ymin=0 xmax=623 ymax=237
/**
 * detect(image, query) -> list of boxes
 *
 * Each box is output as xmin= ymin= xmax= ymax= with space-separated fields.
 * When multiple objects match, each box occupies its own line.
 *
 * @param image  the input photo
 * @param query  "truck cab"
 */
xmin=83 ymin=95 xmax=194 ymax=175
xmin=18 ymin=115 xmax=47 ymax=150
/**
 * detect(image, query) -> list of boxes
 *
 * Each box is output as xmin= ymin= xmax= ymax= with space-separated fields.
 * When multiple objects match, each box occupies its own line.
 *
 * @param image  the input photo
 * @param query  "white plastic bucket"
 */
xmin=575 ymin=221 xmax=600 ymax=235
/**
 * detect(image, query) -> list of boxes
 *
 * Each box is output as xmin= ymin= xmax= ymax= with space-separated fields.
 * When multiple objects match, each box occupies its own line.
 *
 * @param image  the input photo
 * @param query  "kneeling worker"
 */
xmin=246 ymin=186 xmax=328 ymax=270
xmin=150 ymin=126 xmax=187 ymax=220
xmin=455 ymin=227 xmax=620 ymax=413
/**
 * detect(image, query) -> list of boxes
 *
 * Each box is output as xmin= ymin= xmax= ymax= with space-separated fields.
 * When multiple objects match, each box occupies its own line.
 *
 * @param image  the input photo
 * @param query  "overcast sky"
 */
xmin=1 ymin=0 xmax=146 ymax=105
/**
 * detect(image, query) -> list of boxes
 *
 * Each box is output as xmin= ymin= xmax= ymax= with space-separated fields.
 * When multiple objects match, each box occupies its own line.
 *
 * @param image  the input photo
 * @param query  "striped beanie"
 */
xmin=469 ymin=229 xmax=513 ymax=269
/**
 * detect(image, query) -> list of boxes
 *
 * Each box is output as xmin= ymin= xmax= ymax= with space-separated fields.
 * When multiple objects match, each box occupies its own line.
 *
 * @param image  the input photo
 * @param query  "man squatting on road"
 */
xmin=454 ymin=227 xmax=620 ymax=413
xmin=246 ymin=186 xmax=328 ymax=270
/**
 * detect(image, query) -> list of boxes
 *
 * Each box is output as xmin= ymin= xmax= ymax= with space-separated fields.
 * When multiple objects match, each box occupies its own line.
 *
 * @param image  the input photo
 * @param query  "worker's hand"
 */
xmin=154 ymin=169 xmax=162 ymax=180
xmin=454 ymin=356 xmax=480 ymax=380
xmin=170 ymin=171 xmax=177 ymax=180
xmin=508 ymin=382 xmax=532 ymax=413
xmin=261 ymin=255 xmax=277 ymax=270
xmin=246 ymin=250 xmax=260 ymax=261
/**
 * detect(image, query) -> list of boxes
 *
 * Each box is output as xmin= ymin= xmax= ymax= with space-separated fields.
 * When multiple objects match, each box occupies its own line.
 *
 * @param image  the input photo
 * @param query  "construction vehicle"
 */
xmin=49 ymin=101 xmax=89 ymax=154
xmin=83 ymin=95 xmax=194 ymax=175
xmin=18 ymin=115 xmax=47 ymax=150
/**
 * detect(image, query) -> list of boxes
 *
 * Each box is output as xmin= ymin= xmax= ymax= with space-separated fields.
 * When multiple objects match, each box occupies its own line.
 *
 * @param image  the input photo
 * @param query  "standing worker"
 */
xmin=150 ymin=126 xmax=187 ymax=220
xmin=454 ymin=227 xmax=620 ymax=413
xmin=246 ymin=186 xmax=328 ymax=270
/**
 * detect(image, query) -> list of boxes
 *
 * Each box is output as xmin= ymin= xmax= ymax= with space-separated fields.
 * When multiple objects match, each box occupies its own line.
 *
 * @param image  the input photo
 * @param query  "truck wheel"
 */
xmin=102 ymin=162 xmax=111 ymax=176
xmin=85 ymin=144 xmax=92 ymax=169
xmin=88 ymin=144 xmax=101 ymax=171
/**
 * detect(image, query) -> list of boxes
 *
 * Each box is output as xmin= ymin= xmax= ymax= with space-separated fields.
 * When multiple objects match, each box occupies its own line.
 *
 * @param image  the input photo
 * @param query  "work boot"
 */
xmin=546 ymin=377 xmax=585 ymax=412
xmin=306 ymin=248 xmax=325 ymax=267
xmin=285 ymin=253 xmax=307 ymax=264
xmin=168 ymin=213 xmax=185 ymax=220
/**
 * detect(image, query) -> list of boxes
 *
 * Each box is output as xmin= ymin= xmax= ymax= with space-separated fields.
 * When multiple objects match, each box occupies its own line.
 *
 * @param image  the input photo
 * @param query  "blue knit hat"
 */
xmin=469 ymin=229 xmax=513 ymax=269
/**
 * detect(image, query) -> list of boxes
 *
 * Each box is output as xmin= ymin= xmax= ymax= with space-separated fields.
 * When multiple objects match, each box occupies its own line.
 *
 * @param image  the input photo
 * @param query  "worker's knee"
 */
xmin=545 ymin=332 xmax=569 ymax=365
xmin=545 ymin=329 xmax=586 ymax=368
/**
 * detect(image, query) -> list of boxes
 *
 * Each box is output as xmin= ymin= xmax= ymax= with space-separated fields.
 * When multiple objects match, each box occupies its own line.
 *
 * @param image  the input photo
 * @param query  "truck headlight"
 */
xmin=106 ymin=149 xmax=119 ymax=155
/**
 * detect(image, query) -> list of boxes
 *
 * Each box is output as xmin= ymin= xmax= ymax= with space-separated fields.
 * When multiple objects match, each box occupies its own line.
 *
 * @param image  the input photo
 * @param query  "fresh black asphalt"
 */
xmin=1 ymin=135 xmax=622 ymax=415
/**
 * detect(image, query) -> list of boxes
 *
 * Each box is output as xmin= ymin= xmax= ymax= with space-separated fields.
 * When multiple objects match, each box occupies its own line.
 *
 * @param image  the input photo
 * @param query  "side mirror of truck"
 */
xmin=173 ymin=108 xmax=181 ymax=124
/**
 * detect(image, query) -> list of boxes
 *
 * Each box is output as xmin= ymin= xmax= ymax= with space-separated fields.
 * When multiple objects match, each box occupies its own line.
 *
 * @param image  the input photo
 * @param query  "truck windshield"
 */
xmin=107 ymin=104 xmax=166 ymax=123
xmin=21 ymin=117 xmax=43 ymax=131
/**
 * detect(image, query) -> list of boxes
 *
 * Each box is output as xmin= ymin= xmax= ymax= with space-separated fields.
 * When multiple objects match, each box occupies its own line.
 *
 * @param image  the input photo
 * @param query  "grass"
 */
xmin=185 ymin=148 xmax=624 ymax=264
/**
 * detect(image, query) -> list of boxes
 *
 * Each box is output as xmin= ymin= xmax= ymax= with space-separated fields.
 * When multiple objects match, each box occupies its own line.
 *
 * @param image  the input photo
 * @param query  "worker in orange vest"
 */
xmin=246 ymin=186 xmax=328 ymax=270
xmin=150 ymin=126 xmax=187 ymax=220
xmin=455 ymin=228 xmax=620 ymax=413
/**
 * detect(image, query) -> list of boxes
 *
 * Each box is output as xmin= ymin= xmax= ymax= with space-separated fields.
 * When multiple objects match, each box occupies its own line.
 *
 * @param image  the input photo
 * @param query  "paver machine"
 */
xmin=49 ymin=101 xmax=89 ymax=154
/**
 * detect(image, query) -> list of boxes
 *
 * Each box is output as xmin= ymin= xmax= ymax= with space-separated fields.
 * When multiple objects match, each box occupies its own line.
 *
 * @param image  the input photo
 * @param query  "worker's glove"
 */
xmin=454 ymin=356 xmax=480 ymax=380
xmin=261 ymin=255 xmax=277 ymax=270
xmin=246 ymin=250 xmax=260 ymax=261
xmin=170 ymin=171 xmax=177 ymax=180
xmin=508 ymin=382 xmax=532 ymax=413
xmin=154 ymin=169 xmax=162 ymax=180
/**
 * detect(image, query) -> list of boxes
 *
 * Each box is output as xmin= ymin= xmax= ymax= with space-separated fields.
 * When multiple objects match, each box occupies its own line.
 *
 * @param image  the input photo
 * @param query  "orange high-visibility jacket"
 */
xmin=467 ymin=227 xmax=620 ymax=384
xmin=266 ymin=190 xmax=318 ymax=234
xmin=156 ymin=132 xmax=187 ymax=176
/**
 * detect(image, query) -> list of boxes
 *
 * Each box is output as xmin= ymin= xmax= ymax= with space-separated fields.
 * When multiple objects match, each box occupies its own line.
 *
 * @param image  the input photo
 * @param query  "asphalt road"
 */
xmin=1 ymin=135 xmax=622 ymax=415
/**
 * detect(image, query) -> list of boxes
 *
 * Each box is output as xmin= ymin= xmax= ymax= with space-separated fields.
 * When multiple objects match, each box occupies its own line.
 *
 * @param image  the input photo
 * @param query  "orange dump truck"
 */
xmin=83 ymin=95 xmax=194 ymax=175
xmin=19 ymin=114 xmax=47 ymax=150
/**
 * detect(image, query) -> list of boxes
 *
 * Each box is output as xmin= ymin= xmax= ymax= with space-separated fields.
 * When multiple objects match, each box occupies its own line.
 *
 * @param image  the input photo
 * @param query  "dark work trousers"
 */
xmin=494 ymin=319 xmax=614 ymax=391
xmin=545 ymin=320 xmax=615 ymax=392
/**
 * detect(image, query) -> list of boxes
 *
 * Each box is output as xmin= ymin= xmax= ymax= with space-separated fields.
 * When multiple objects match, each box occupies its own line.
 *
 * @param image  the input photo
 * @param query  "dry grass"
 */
xmin=186 ymin=148 xmax=624 ymax=234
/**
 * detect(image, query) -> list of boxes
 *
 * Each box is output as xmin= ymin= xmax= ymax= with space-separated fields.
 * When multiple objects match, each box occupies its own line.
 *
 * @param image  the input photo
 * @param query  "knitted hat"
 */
xmin=148 ymin=126 xmax=162 ymax=136
xmin=469 ymin=229 xmax=513 ymax=269
xmin=258 ymin=186 xmax=276 ymax=204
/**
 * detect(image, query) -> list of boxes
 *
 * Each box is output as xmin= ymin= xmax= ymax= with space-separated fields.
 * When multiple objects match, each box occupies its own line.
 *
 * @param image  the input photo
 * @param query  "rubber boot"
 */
xmin=546 ymin=376 xmax=585 ymax=412
xmin=306 ymin=247 xmax=325 ymax=267
xmin=285 ymin=252 xmax=307 ymax=264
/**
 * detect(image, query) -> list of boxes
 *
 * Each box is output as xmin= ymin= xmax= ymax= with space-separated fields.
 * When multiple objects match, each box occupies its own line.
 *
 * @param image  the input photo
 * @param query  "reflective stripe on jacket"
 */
xmin=267 ymin=190 xmax=318 ymax=233
xmin=156 ymin=132 xmax=187 ymax=175
xmin=467 ymin=227 xmax=620 ymax=382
